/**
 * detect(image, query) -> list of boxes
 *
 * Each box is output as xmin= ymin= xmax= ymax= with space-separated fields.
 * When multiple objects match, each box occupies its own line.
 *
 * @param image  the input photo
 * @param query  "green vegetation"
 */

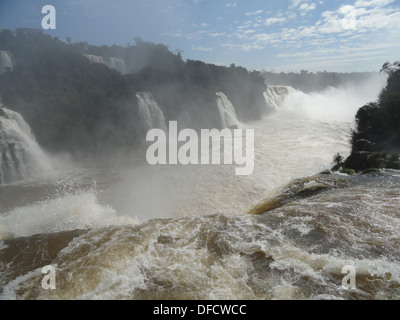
xmin=261 ymin=69 xmax=378 ymax=93
xmin=361 ymin=168 xmax=381 ymax=175
xmin=0 ymin=28 xmax=268 ymax=158
xmin=0 ymin=28 xmax=139 ymax=157
xmin=340 ymin=168 xmax=357 ymax=176
xmin=332 ymin=61 xmax=400 ymax=174
xmin=126 ymin=60 xmax=267 ymax=130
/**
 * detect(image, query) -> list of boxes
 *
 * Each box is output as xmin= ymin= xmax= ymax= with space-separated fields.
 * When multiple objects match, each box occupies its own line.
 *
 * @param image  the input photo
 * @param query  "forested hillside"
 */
xmin=262 ymin=70 xmax=378 ymax=93
xmin=333 ymin=61 xmax=400 ymax=173
xmin=0 ymin=28 xmax=268 ymax=158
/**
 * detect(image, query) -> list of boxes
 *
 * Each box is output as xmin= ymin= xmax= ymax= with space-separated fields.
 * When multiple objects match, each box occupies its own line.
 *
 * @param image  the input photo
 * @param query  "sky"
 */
xmin=0 ymin=0 xmax=399 ymax=72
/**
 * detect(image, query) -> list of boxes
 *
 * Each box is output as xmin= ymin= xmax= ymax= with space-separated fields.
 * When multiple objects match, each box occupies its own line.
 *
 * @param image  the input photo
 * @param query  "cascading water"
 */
xmin=84 ymin=54 xmax=128 ymax=74
xmin=0 ymin=51 xmax=15 ymax=75
xmin=83 ymin=54 xmax=106 ymax=65
xmin=108 ymin=57 xmax=127 ymax=74
xmin=0 ymin=105 xmax=51 ymax=185
xmin=263 ymin=86 xmax=297 ymax=111
xmin=136 ymin=92 xmax=167 ymax=132
xmin=216 ymin=92 xmax=240 ymax=128
xmin=2 ymin=75 xmax=398 ymax=300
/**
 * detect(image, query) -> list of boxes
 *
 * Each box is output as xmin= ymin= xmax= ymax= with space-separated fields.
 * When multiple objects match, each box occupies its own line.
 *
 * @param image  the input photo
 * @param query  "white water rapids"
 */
xmin=2 ymin=75 xmax=399 ymax=300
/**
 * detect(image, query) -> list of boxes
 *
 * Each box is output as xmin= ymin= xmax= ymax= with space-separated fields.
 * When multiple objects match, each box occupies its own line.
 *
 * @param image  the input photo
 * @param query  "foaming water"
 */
xmin=100 ymin=118 xmax=352 ymax=221
xmin=2 ymin=172 xmax=400 ymax=300
xmin=0 ymin=170 xmax=139 ymax=241
xmin=275 ymin=74 xmax=387 ymax=121
xmin=264 ymin=86 xmax=297 ymax=111
xmin=1 ymin=74 xmax=399 ymax=300
xmin=0 ymin=191 xmax=137 ymax=241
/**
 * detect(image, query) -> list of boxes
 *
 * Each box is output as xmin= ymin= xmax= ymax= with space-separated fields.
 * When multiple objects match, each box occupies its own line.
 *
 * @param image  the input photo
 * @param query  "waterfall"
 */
xmin=0 ymin=51 xmax=15 ymax=75
xmin=136 ymin=92 xmax=167 ymax=132
xmin=0 ymin=105 xmax=51 ymax=185
xmin=84 ymin=54 xmax=128 ymax=74
xmin=108 ymin=57 xmax=127 ymax=74
xmin=264 ymin=86 xmax=297 ymax=111
xmin=216 ymin=92 xmax=240 ymax=129
xmin=84 ymin=54 xmax=106 ymax=65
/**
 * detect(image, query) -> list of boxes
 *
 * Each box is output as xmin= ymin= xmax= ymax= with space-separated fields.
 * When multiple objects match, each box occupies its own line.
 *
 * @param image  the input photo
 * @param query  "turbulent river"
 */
xmin=1 ymin=78 xmax=400 ymax=300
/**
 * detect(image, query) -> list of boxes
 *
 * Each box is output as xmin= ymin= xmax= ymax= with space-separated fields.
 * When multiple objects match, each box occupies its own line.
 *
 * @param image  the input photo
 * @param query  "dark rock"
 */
xmin=320 ymin=169 xmax=332 ymax=175
xmin=343 ymin=152 xmax=370 ymax=171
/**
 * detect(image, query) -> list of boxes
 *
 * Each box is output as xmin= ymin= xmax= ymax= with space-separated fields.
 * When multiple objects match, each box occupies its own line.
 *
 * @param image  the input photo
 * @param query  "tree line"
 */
xmin=333 ymin=61 xmax=400 ymax=173
xmin=0 ymin=28 xmax=268 ymax=159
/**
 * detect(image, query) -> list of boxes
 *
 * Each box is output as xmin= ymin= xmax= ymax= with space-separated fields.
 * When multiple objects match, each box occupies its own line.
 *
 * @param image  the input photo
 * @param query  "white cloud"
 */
xmin=317 ymin=1 xmax=400 ymax=34
xmin=275 ymin=42 xmax=398 ymax=70
xmin=290 ymin=0 xmax=318 ymax=16
xmin=210 ymin=32 xmax=226 ymax=37
xmin=354 ymin=0 xmax=395 ymax=7
xmin=299 ymin=3 xmax=317 ymax=12
xmin=162 ymin=30 xmax=183 ymax=37
xmin=192 ymin=46 xmax=214 ymax=52
xmin=277 ymin=52 xmax=313 ymax=58
xmin=245 ymin=10 xmax=264 ymax=16
xmin=290 ymin=0 xmax=304 ymax=9
xmin=234 ymin=28 xmax=257 ymax=40
xmin=265 ymin=17 xmax=287 ymax=26
xmin=187 ymin=0 xmax=399 ymax=72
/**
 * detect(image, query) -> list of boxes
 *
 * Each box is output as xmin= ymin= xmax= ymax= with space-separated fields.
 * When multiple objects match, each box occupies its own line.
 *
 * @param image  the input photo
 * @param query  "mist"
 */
xmin=272 ymin=72 xmax=387 ymax=122
xmin=2 ymin=0 xmax=400 ymax=301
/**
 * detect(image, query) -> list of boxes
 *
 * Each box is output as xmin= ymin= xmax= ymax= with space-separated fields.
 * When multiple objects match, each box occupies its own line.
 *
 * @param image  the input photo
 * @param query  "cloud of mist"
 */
xmin=274 ymin=72 xmax=387 ymax=121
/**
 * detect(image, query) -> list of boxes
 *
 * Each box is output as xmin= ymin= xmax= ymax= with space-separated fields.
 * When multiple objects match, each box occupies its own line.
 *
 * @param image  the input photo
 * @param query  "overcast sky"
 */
xmin=1 ymin=0 xmax=399 ymax=72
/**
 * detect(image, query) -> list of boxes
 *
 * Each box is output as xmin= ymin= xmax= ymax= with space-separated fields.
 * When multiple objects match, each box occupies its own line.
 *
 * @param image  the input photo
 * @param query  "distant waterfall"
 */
xmin=216 ymin=92 xmax=240 ymax=129
xmin=0 ymin=51 xmax=15 ymax=75
xmin=108 ymin=57 xmax=127 ymax=74
xmin=136 ymin=92 xmax=167 ymax=132
xmin=84 ymin=54 xmax=128 ymax=74
xmin=0 ymin=106 xmax=51 ymax=185
xmin=264 ymin=86 xmax=297 ymax=111
xmin=84 ymin=54 xmax=106 ymax=65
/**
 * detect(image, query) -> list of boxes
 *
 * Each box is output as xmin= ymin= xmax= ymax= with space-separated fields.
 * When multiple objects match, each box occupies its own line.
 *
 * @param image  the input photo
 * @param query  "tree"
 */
xmin=380 ymin=61 xmax=400 ymax=75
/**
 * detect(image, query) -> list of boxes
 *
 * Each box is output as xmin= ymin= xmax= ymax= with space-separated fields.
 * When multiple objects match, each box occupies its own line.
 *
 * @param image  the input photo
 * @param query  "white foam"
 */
xmin=0 ymin=191 xmax=137 ymax=240
xmin=274 ymin=74 xmax=386 ymax=121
